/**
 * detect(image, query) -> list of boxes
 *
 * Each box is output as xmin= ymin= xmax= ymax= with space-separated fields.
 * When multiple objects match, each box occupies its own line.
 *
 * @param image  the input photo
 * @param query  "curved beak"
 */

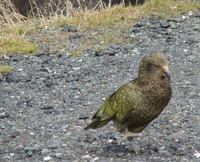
xmin=162 ymin=65 xmax=170 ymax=80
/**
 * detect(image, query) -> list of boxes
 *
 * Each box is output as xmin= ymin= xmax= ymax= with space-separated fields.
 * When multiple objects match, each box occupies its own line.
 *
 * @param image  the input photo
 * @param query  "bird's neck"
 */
xmin=135 ymin=74 xmax=171 ymax=91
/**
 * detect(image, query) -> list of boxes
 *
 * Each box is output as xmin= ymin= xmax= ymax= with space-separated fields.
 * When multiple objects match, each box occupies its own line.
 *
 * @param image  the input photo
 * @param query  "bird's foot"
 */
xmin=122 ymin=131 xmax=142 ymax=141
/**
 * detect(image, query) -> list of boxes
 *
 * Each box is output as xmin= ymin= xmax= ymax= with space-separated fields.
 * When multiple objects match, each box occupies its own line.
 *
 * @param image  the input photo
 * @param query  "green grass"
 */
xmin=0 ymin=65 xmax=14 ymax=74
xmin=0 ymin=36 xmax=37 ymax=54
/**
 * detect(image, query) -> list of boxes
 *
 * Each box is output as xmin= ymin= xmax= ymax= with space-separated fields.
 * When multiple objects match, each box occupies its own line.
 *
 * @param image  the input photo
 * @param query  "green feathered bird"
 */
xmin=84 ymin=53 xmax=172 ymax=137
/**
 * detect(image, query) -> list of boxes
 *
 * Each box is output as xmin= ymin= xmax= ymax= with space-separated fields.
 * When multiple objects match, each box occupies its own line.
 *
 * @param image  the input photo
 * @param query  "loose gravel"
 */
xmin=0 ymin=11 xmax=200 ymax=162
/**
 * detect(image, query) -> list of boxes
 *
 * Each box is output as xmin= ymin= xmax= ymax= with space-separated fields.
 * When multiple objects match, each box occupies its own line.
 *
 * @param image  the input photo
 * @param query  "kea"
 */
xmin=84 ymin=53 xmax=172 ymax=139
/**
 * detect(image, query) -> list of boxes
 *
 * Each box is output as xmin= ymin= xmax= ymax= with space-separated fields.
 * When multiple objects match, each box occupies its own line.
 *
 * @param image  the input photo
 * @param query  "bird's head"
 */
xmin=138 ymin=53 xmax=170 ymax=81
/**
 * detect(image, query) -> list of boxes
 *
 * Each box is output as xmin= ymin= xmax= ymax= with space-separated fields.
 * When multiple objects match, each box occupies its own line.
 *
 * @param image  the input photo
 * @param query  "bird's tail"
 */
xmin=84 ymin=117 xmax=112 ymax=130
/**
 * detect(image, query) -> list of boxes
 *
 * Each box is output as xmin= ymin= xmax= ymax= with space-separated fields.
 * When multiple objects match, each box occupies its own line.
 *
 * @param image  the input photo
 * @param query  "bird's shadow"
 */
xmin=103 ymin=143 xmax=129 ymax=153
xmin=97 ymin=142 xmax=159 ymax=158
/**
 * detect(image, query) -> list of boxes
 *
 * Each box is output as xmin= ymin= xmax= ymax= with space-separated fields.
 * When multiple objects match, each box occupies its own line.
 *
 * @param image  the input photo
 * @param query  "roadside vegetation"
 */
xmin=0 ymin=0 xmax=200 ymax=56
xmin=0 ymin=65 xmax=14 ymax=74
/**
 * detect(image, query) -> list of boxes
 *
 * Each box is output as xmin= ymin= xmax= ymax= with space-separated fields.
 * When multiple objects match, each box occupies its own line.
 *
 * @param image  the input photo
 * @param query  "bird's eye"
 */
xmin=146 ymin=63 xmax=157 ymax=72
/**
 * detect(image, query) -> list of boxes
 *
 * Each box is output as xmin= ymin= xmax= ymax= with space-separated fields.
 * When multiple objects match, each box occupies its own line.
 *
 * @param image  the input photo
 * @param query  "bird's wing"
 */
xmin=112 ymin=81 xmax=142 ymax=123
xmin=94 ymin=79 xmax=142 ymax=123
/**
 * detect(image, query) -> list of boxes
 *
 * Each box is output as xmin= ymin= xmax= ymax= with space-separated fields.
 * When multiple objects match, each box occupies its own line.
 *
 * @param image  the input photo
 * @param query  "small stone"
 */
xmin=128 ymin=143 xmax=141 ymax=154
xmin=41 ymin=149 xmax=49 ymax=154
xmin=94 ymin=51 xmax=102 ymax=57
xmin=83 ymin=134 xmax=97 ymax=143
xmin=134 ymin=22 xmax=144 ymax=28
xmin=160 ymin=21 xmax=170 ymax=28
xmin=24 ymin=146 xmax=40 ymax=157
xmin=92 ymin=157 xmax=99 ymax=161
xmin=27 ymin=150 xmax=33 ymax=157
xmin=3 ymin=55 xmax=10 ymax=59
xmin=2 ymin=155 xmax=11 ymax=160
xmin=182 ymin=15 xmax=186 ymax=20
xmin=108 ymin=139 xmax=114 ymax=143
xmin=69 ymin=108 xmax=74 ymax=112
xmin=60 ymin=25 xmax=78 ymax=32
xmin=58 ymin=53 xmax=69 ymax=60
xmin=170 ymin=17 xmax=183 ymax=23
xmin=0 ymin=112 xmax=10 ymax=118
xmin=9 ymin=153 xmax=15 ymax=157
xmin=55 ymin=152 xmax=63 ymax=158
xmin=188 ymin=11 xmax=193 ymax=16
xmin=10 ymin=130 xmax=20 ymax=138
xmin=194 ymin=151 xmax=200 ymax=158
xmin=148 ymin=144 xmax=159 ymax=153
xmin=69 ymin=33 xmax=83 ymax=39
xmin=109 ymin=52 xmax=116 ymax=56
xmin=48 ymin=144 xmax=59 ymax=149
xmin=41 ymin=106 xmax=54 ymax=110
xmin=6 ymin=72 xmax=31 ymax=82
xmin=35 ymin=52 xmax=48 ymax=57
xmin=79 ymin=115 xmax=89 ymax=120
xmin=65 ymin=74 xmax=79 ymax=82
xmin=109 ymin=134 xmax=118 ymax=141
xmin=194 ymin=12 xmax=200 ymax=18
xmin=82 ymin=155 xmax=91 ymax=159
xmin=44 ymin=155 xmax=52 ymax=161
xmin=170 ymin=143 xmax=180 ymax=150
xmin=72 ymin=67 xmax=81 ymax=71
xmin=117 ymin=152 xmax=124 ymax=157
xmin=0 ymin=125 xmax=5 ymax=129
xmin=61 ymin=125 xmax=69 ymax=131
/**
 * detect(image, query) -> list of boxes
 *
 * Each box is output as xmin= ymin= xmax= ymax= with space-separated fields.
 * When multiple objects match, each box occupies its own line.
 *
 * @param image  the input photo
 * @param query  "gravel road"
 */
xmin=1 ymin=11 xmax=200 ymax=162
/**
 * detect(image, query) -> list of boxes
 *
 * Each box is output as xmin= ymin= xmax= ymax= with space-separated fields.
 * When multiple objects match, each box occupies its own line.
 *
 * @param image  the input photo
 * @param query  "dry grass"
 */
xmin=142 ymin=0 xmax=200 ymax=18
xmin=0 ymin=0 xmax=26 ymax=26
xmin=0 ymin=0 xmax=200 ymax=55
xmin=63 ymin=0 xmax=200 ymax=54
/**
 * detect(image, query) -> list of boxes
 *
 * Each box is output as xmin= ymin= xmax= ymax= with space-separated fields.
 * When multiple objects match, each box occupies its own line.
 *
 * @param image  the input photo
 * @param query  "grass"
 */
xmin=0 ymin=0 xmax=200 ymax=56
xmin=0 ymin=36 xmax=37 ymax=54
xmin=0 ymin=65 xmax=14 ymax=74
xmin=142 ymin=0 xmax=200 ymax=18
xmin=63 ymin=0 xmax=200 ymax=28
xmin=1 ymin=24 xmax=35 ymax=36
xmin=64 ymin=0 xmax=200 ymax=54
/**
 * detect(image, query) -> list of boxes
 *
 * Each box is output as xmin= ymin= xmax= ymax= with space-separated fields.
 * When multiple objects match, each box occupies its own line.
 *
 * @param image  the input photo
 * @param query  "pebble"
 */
xmin=41 ymin=149 xmax=49 ymax=154
xmin=24 ymin=146 xmax=40 ymax=157
xmin=128 ymin=143 xmax=141 ymax=154
xmin=43 ymin=156 xmax=52 ymax=161
xmin=82 ymin=155 xmax=92 ymax=159
xmin=0 ymin=112 xmax=10 ymax=118
xmin=194 ymin=151 xmax=200 ymax=158
xmin=55 ymin=152 xmax=63 ymax=158
xmin=160 ymin=20 xmax=170 ymax=28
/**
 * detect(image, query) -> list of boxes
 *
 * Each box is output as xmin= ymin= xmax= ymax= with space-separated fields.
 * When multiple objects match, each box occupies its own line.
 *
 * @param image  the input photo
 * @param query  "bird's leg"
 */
xmin=120 ymin=130 xmax=143 ymax=154
xmin=122 ymin=130 xmax=142 ymax=141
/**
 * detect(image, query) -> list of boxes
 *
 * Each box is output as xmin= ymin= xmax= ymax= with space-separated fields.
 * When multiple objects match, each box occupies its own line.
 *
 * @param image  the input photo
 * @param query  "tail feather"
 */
xmin=84 ymin=117 xmax=111 ymax=130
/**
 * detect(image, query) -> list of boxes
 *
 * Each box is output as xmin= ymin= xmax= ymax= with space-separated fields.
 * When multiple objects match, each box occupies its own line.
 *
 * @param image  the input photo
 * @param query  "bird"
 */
xmin=84 ymin=52 xmax=172 ymax=139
